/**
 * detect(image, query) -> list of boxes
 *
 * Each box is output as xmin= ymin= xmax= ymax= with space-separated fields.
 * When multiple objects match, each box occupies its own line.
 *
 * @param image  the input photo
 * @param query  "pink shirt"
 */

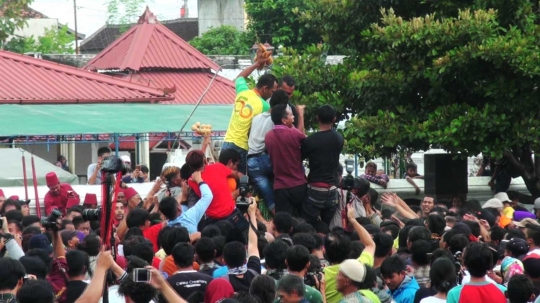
xmin=265 ymin=125 xmax=307 ymax=189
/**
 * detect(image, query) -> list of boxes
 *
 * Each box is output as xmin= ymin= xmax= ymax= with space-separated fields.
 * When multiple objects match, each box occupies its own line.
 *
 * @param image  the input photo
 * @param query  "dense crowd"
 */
xmin=1 ymin=54 xmax=539 ymax=303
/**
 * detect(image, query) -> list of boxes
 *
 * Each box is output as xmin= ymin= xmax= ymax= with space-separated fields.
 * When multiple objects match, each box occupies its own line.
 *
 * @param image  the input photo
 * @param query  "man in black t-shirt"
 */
xmin=167 ymin=243 xmax=212 ymax=299
xmin=301 ymin=105 xmax=344 ymax=225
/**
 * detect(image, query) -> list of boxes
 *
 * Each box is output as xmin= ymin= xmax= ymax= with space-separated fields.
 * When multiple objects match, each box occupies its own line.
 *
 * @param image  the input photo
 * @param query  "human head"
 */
xmin=19 ymin=256 xmax=48 ymax=279
xmin=324 ymin=231 xmax=350 ymax=264
xmin=0 ymin=258 xmax=26 ymax=294
xmin=277 ymin=274 xmax=305 ymax=303
xmin=72 ymin=216 xmax=91 ymax=236
xmin=115 ymin=201 xmax=125 ymax=221
xmin=60 ymin=230 xmax=80 ymax=249
xmin=79 ymin=233 xmax=101 ymax=257
xmin=337 ymin=259 xmax=367 ymax=293
xmin=161 ymin=165 xmax=182 ymax=188
xmin=271 ymin=104 xmax=294 ymax=127
xmin=123 ymin=236 xmax=154 ymax=264
xmin=223 ymin=241 xmax=247 ymax=268
xmin=66 ymin=249 xmax=89 ymax=278
xmin=159 ymin=197 xmax=180 ymax=221
xmin=291 ymin=233 xmax=316 ymax=253
xmin=273 ymin=212 xmax=293 ymax=236
xmin=97 ymin=147 xmax=111 ymax=161
xmin=365 ymin=162 xmax=377 ymax=176
xmin=126 ymin=208 xmax=150 ymax=230
xmin=8 ymin=220 xmax=22 ymax=235
xmin=380 ymin=255 xmax=407 ymax=291
xmin=506 ymin=238 xmax=529 ymax=258
xmin=45 ymin=172 xmax=60 ymax=196
xmin=430 ymin=257 xmax=457 ymax=294
xmin=157 ymin=226 xmax=190 ymax=255
xmin=407 ymin=226 xmax=431 ymax=249
xmin=279 ymin=75 xmax=295 ymax=98
xmin=195 ymin=237 xmax=215 ymax=263
xmin=421 ymin=196 xmax=435 ymax=215
xmin=140 ymin=164 xmax=149 ymax=180
xmin=426 ymin=213 xmax=446 ymax=236
xmin=117 ymin=190 xmax=126 ymax=204
xmin=201 ymin=225 xmax=222 ymax=238
xmin=256 ymin=74 xmax=278 ymax=100
xmin=526 ymin=224 xmax=540 ymax=249
xmin=464 ymin=242 xmax=494 ymax=278
xmin=264 ymin=240 xmax=288 ymax=271
xmin=250 ymin=274 xmax=277 ymax=303
xmin=16 ymin=279 xmax=55 ymax=303
xmin=373 ymin=232 xmax=394 ymax=259
xmin=410 ymin=239 xmax=431 ymax=267
xmin=406 ymin=163 xmax=418 ymax=177
xmin=185 ymin=150 xmax=206 ymax=172
xmin=118 ymin=258 xmax=157 ymax=303
xmin=1 ymin=199 xmax=20 ymax=215
xmin=317 ymin=104 xmax=336 ymax=125
xmin=507 ymin=274 xmax=536 ymax=303
xmin=172 ymin=242 xmax=195 ymax=269
xmin=269 ymin=89 xmax=290 ymax=108
xmin=285 ymin=245 xmax=310 ymax=273
xmin=218 ymin=149 xmax=240 ymax=172
xmin=66 ymin=206 xmax=83 ymax=221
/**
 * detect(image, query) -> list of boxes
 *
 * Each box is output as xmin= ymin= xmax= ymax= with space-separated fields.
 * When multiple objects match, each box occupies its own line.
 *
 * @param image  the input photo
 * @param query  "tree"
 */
xmin=190 ymin=26 xmax=254 ymax=55
xmin=105 ymin=0 xmax=149 ymax=32
xmin=5 ymin=25 xmax=75 ymax=54
xmin=244 ymin=0 xmax=321 ymax=50
xmin=0 ymin=0 xmax=34 ymax=49
xmin=273 ymin=0 xmax=540 ymax=197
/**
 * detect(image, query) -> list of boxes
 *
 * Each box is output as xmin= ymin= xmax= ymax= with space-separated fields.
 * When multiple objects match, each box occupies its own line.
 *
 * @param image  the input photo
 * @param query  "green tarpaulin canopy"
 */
xmin=0 ymin=104 xmax=233 ymax=136
xmin=0 ymin=149 xmax=79 ymax=186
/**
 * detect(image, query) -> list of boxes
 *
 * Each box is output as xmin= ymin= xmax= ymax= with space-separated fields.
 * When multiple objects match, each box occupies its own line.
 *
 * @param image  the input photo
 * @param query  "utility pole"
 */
xmin=74 ymin=0 xmax=79 ymax=54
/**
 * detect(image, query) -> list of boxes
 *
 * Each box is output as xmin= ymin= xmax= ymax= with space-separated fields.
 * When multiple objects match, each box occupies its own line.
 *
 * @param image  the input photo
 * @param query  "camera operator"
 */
xmin=330 ymin=165 xmax=371 ymax=230
xmin=45 ymin=217 xmax=70 ymax=303
xmin=285 ymin=245 xmax=324 ymax=302
xmin=44 ymin=172 xmax=80 ymax=216
xmin=87 ymin=147 xmax=111 ymax=185
xmin=0 ymin=258 xmax=26 ymax=302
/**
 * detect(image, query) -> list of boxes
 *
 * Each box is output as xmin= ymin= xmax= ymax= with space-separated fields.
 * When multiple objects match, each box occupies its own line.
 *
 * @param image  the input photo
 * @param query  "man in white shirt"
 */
xmin=87 ymin=147 xmax=111 ymax=185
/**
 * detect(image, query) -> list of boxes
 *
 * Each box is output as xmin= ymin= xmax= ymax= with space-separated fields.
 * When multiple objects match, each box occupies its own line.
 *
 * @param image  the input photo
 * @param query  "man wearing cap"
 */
xmin=482 ymin=197 xmax=511 ymax=228
xmin=82 ymin=193 xmax=98 ymax=209
xmin=337 ymin=259 xmax=370 ymax=303
xmin=496 ymin=192 xmax=516 ymax=221
xmin=87 ymin=147 xmax=111 ymax=185
xmin=60 ymin=230 xmax=81 ymax=251
xmin=44 ymin=172 xmax=80 ymax=216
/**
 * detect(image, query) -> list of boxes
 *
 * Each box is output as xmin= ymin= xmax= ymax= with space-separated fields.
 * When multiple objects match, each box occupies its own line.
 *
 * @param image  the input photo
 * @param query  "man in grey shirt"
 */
xmin=246 ymin=90 xmax=290 ymax=214
xmin=87 ymin=147 xmax=111 ymax=185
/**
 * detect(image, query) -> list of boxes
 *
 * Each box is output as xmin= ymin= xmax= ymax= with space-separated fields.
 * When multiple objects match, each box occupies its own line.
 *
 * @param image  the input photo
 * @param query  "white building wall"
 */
xmin=13 ymin=19 xmax=59 ymax=39
xmin=198 ymin=0 xmax=246 ymax=35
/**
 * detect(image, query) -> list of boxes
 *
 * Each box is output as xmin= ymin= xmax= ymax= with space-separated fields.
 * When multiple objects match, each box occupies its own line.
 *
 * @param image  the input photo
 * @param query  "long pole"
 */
xmin=74 ymin=0 xmax=79 ymax=54
xmin=31 ymin=156 xmax=41 ymax=218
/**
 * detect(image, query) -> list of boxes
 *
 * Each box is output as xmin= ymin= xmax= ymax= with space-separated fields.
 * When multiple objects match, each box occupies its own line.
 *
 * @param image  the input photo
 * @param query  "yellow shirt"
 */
xmin=323 ymin=251 xmax=380 ymax=303
xmin=503 ymin=206 xmax=515 ymax=220
xmin=224 ymin=77 xmax=270 ymax=150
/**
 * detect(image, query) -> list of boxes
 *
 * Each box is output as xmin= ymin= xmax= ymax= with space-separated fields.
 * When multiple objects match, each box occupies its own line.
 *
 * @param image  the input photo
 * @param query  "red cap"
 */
xmin=45 ymin=172 xmax=59 ymax=187
xmin=124 ymin=187 xmax=139 ymax=201
xmin=0 ymin=189 xmax=4 ymax=197
xmin=9 ymin=195 xmax=19 ymax=201
xmin=83 ymin=193 xmax=98 ymax=206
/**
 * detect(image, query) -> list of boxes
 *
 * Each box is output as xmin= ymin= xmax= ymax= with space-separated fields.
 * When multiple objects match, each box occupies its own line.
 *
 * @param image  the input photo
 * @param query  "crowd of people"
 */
xmin=1 ymin=54 xmax=540 ymax=303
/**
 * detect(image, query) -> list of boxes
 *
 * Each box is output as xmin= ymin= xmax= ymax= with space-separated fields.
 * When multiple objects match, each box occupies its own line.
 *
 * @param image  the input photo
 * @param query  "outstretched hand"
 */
xmin=381 ymin=193 xmax=397 ymax=207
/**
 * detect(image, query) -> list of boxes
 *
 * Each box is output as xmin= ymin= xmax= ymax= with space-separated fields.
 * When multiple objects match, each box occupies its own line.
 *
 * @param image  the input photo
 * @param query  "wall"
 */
xmin=14 ymin=19 xmax=58 ymax=39
xmin=198 ymin=0 xmax=246 ymax=35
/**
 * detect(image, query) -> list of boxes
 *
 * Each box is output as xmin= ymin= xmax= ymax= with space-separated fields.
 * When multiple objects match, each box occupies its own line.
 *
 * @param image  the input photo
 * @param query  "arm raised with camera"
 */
xmin=347 ymin=204 xmax=376 ymax=259
xmin=75 ymin=251 xmax=114 ymax=303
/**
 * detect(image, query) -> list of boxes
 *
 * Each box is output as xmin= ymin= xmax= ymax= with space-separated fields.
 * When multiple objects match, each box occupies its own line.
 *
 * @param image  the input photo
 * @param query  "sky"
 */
xmin=30 ymin=0 xmax=198 ymax=39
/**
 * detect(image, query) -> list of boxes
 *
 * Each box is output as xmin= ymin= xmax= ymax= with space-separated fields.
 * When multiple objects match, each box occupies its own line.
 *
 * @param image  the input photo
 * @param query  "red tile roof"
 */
xmin=0 ymin=50 xmax=174 ymax=104
xmin=124 ymin=71 xmax=235 ymax=105
xmin=84 ymin=7 xmax=218 ymax=72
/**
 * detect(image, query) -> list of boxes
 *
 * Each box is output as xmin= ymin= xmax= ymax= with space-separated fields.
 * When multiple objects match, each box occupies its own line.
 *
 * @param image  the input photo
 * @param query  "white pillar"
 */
xmin=68 ymin=139 xmax=76 ymax=175
xmin=140 ymin=133 xmax=151 ymax=170
xmin=91 ymin=143 xmax=99 ymax=163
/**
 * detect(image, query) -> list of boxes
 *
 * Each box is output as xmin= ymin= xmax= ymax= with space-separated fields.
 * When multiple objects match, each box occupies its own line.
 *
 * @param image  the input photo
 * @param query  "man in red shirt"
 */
xmin=265 ymin=104 xmax=307 ymax=216
xmin=185 ymin=150 xmax=249 ymax=231
xmin=44 ymin=172 xmax=80 ymax=215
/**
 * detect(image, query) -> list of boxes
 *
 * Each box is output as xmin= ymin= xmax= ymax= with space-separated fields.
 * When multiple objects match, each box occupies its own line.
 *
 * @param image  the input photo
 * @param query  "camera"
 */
xmin=41 ymin=209 xmax=62 ymax=231
xmin=236 ymin=175 xmax=253 ymax=213
xmin=304 ymin=271 xmax=323 ymax=288
xmin=82 ymin=207 xmax=102 ymax=221
xmin=100 ymin=155 xmax=129 ymax=175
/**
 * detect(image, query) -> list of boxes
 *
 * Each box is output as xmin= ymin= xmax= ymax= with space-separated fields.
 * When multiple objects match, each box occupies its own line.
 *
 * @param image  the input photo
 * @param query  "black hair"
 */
xmin=490 ymin=225 xmax=507 ymax=243
xmin=256 ymin=74 xmax=278 ymax=90
xmin=508 ymin=274 xmax=535 ymax=303
xmin=355 ymin=217 xmax=373 ymax=226
xmin=26 ymin=249 xmax=51 ymax=271
xmin=159 ymin=197 xmax=179 ymax=221
xmin=257 ymin=221 xmax=267 ymax=233
xmin=223 ymin=241 xmax=247 ymax=268
xmin=66 ymin=250 xmax=90 ymax=278
xmin=79 ymin=233 xmax=100 ymax=257
xmin=118 ymin=275 xmax=157 ymax=303
xmin=349 ymin=241 xmax=365 ymax=259
xmin=527 ymin=225 xmax=540 ymax=246
xmin=1 ymin=200 xmax=21 ymax=214
xmin=17 ymin=279 xmax=55 ymax=303
xmin=317 ymin=104 xmax=336 ymax=124
xmin=398 ymin=225 xmax=414 ymax=249
xmin=406 ymin=163 xmax=418 ymax=170
xmin=195 ymin=237 xmax=215 ymax=263
xmin=140 ymin=165 xmax=149 ymax=174
xmin=216 ymin=220 xmax=234 ymax=239
xmin=180 ymin=163 xmax=193 ymax=180
xmin=250 ymin=274 xmax=277 ymax=303
xmin=426 ymin=214 xmax=446 ymax=236
xmin=270 ymin=104 xmax=290 ymax=125
xmin=273 ymin=212 xmax=293 ymax=234
xmin=286 ymin=245 xmax=310 ymax=272
xmin=410 ymin=239 xmax=432 ymax=266
xmin=5 ymin=210 xmax=23 ymax=222
xmin=506 ymin=228 xmax=526 ymax=241
xmin=523 ymin=258 xmax=540 ymax=279
xmin=374 ymin=232 xmax=394 ymax=258
xmin=324 ymin=231 xmax=350 ymax=264
xmin=269 ymin=89 xmax=290 ymax=108
xmin=202 ymin=225 xmax=222 ymax=238
xmin=123 ymin=236 xmax=154 ymax=264
xmin=172 ymin=242 xmax=195 ymax=268
xmin=380 ymin=255 xmax=406 ymax=278
xmin=448 ymin=234 xmax=469 ymax=255
xmin=312 ymin=233 xmax=324 ymax=250
xmin=126 ymin=208 xmax=150 ymax=228
xmin=158 ymin=226 xmax=190 ymax=255
xmin=430 ymin=249 xmax=454 ymax=265
xmin=408 ymin=226 xmax=431 ymax=244
xmin=358 ymin=265 xmax=377 ymax=290
xmin=380 ymin=221 xmax=400 ymax=239
xmin=292 ymin=223 xmax=316 ymax=235
xmin=232 ymin=292 xmax=259 ymax=303
xmin=97 ymin=147 xmax=111 ymax=157
xmin=61 ymin=219 xmax=73 ymax=230
xmin=21 ymin=215 xmax=40 ymax=228
xmin=219 ymin=149 xmax=240 ymax=166
xmin=264 ymin=240 xmax=288 ymax=270
xmin=507 ymin=191 xmax=520 ymax=201
xmin=292 ymin=233 xmax=316 ymax=253
xmin=0 ymin=258 xmax=25 ymax=291
xmin=406 ymin=218 xmax=426 ymax=227
xmin=212 ymin=236 xmax=226 ymax=259
xmin=442 ymin=229 xmax=461 ymax=245
xmin=464 ymin=242 xmax=494 ymax=278
xmin=72 ymin=216 xmax=88 ymax=229
xmin=279 ymin=75 xmax=296 ymax=87
xmin=462 ymin=220 xmax=481 ymax=238
xmin=430 ymin=257 xmax=457 ymax=293
xmin=19 ymin=256 xmax=48 ymax=279
xmin=124 ymin=227 xmax=144 ymax=241
xmin=8 ymin=220 xmax=23 ymax=234
xmin=277 ymin=274 xmax=305 ymax=297
xmin=67 ymin=206 xmax=83 ymax=216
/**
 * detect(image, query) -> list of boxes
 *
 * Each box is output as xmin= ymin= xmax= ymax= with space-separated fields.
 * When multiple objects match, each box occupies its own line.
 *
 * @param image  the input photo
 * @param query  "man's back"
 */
xmin=188 ymin=163 xmax=234 ymax=219
xmin=447 ymin=281 xmax=507 ymax=303
xmin=302 ymin=130 xmax=343 ymax=185
xmin=248 ymin=112 xmax=273 ymax=155
xmin=265 ymin=126 xmax=306 ymax=189
xmin=167 ymin=271 xmax=213 ymax=299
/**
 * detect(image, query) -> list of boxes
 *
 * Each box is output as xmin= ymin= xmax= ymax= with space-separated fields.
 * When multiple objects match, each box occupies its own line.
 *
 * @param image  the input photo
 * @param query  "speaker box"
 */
xmin=424 ymin=154 xmax=468 ymax=196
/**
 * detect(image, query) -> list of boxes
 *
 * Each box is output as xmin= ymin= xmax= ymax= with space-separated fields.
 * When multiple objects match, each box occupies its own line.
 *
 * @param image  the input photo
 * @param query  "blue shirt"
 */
xmin=167 ymin=183 xmax=213 ymax=234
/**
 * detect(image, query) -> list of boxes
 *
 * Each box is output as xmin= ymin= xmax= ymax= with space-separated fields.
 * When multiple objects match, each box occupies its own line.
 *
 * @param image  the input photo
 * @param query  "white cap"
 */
xmin=120 ymin=155 xmax=131 ymax=163
xmin=494 ymin=192 xmax=511 ymax=203
xmin=482 ymin=198 xmax=503 ymax=210
xmin=534 ymin=198 xmax=540 ymax=209
xmin=339 ymin=259 xmax=367 ymax=283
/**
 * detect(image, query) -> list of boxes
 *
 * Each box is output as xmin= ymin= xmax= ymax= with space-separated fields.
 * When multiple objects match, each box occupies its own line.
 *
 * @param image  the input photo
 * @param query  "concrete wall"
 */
xmin=14 ymin=19 xmax=59 ymax=39
xmin=198 ymin=0 xmax=246 ymax=35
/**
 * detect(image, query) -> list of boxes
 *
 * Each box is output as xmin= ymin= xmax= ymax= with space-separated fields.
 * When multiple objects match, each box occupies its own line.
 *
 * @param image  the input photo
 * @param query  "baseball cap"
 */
xmin=506 ymin=238 xmax=529 ymax=256
xmin=535 ymin=198 xmax=540 ymax=209
xmin=60 ymin=230 xmax=78 ymax=247
xmin=494 ymin=192 xmax=511 ymax=203
xmin=339 ymin=259 xmax=367 ymax=283
xmin=482 ymin=198 xmax=503 ymax=210
xmin=28 ymin=234 xmax=52 ymax=253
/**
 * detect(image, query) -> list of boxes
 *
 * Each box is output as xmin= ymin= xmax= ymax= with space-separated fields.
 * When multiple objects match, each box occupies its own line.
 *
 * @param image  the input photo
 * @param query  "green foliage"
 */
xmin=105 ymin=0 xmax=149 ymax=32
xmin=189 ymin=26 xmax=254 ymax=55
xmin=244 ymin=0 xmax=321 ymax=50
xmin=0 ymin=0 xmax=34 ymax=48
xmin=5 ymin=25 xmax=75 ymax=54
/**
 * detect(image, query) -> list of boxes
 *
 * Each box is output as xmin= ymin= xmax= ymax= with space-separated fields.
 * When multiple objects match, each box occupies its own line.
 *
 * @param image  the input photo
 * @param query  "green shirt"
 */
xmin=324 ymin=251 xmax=380 ymax=303
xmin=273 ymin=279 xmax=323 ymax=303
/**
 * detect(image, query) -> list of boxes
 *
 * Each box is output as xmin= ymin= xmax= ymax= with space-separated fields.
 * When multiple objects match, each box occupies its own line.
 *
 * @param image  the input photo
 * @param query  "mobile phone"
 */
xmin=136 ymin=165 xmax=141 ymax=171
xmin=67 ymin=191 xmax=75 ymax=198
xmin=133 ymin=268 xmax=151 ymax=283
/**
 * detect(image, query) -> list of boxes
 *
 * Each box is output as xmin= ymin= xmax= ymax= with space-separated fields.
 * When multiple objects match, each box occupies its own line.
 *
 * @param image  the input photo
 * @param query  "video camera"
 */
xmin=41 ymin=209 xmax=62 ymax=231
xmin=82 ymin=208 xmax=102 ymax=221
xmin=100 ymin=155 xmax=129 ymax=175
xmin=236 ymin=175 xmax=253 ymax=213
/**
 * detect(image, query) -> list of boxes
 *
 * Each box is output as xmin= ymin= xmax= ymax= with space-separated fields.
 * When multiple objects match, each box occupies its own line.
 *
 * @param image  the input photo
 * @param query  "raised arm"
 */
xmin=347 ymin=204 xmax=375 ymax=257
xmin=247 ymin=199 xmax=260 ymax=258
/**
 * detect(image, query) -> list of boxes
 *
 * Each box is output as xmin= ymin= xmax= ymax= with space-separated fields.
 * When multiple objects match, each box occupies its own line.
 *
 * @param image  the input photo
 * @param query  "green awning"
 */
xmin=0 ymin=104 xmax=233 ymax=136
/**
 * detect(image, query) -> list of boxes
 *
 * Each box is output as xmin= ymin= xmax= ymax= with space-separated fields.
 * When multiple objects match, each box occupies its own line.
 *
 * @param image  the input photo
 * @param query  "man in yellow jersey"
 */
xmin=222 ymin=60 xmax=278 ymax=176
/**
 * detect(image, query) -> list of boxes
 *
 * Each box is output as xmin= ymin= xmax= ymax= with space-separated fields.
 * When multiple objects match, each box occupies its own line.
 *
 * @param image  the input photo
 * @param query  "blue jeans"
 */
xmin=222 ymin=141 xmax=248 ymax=175
xmin=247 ymin=153 xmax=275 ymax=211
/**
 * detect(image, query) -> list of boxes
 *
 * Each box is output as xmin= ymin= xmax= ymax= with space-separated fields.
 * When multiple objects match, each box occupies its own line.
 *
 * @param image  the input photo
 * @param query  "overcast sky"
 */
xmin=31 ymin=0 xmax=198 ymax=38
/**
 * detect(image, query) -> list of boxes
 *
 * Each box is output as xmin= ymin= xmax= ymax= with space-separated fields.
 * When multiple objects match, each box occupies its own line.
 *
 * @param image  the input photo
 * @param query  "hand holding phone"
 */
xmin=133 ymin=268 xmax=151 ymax=283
